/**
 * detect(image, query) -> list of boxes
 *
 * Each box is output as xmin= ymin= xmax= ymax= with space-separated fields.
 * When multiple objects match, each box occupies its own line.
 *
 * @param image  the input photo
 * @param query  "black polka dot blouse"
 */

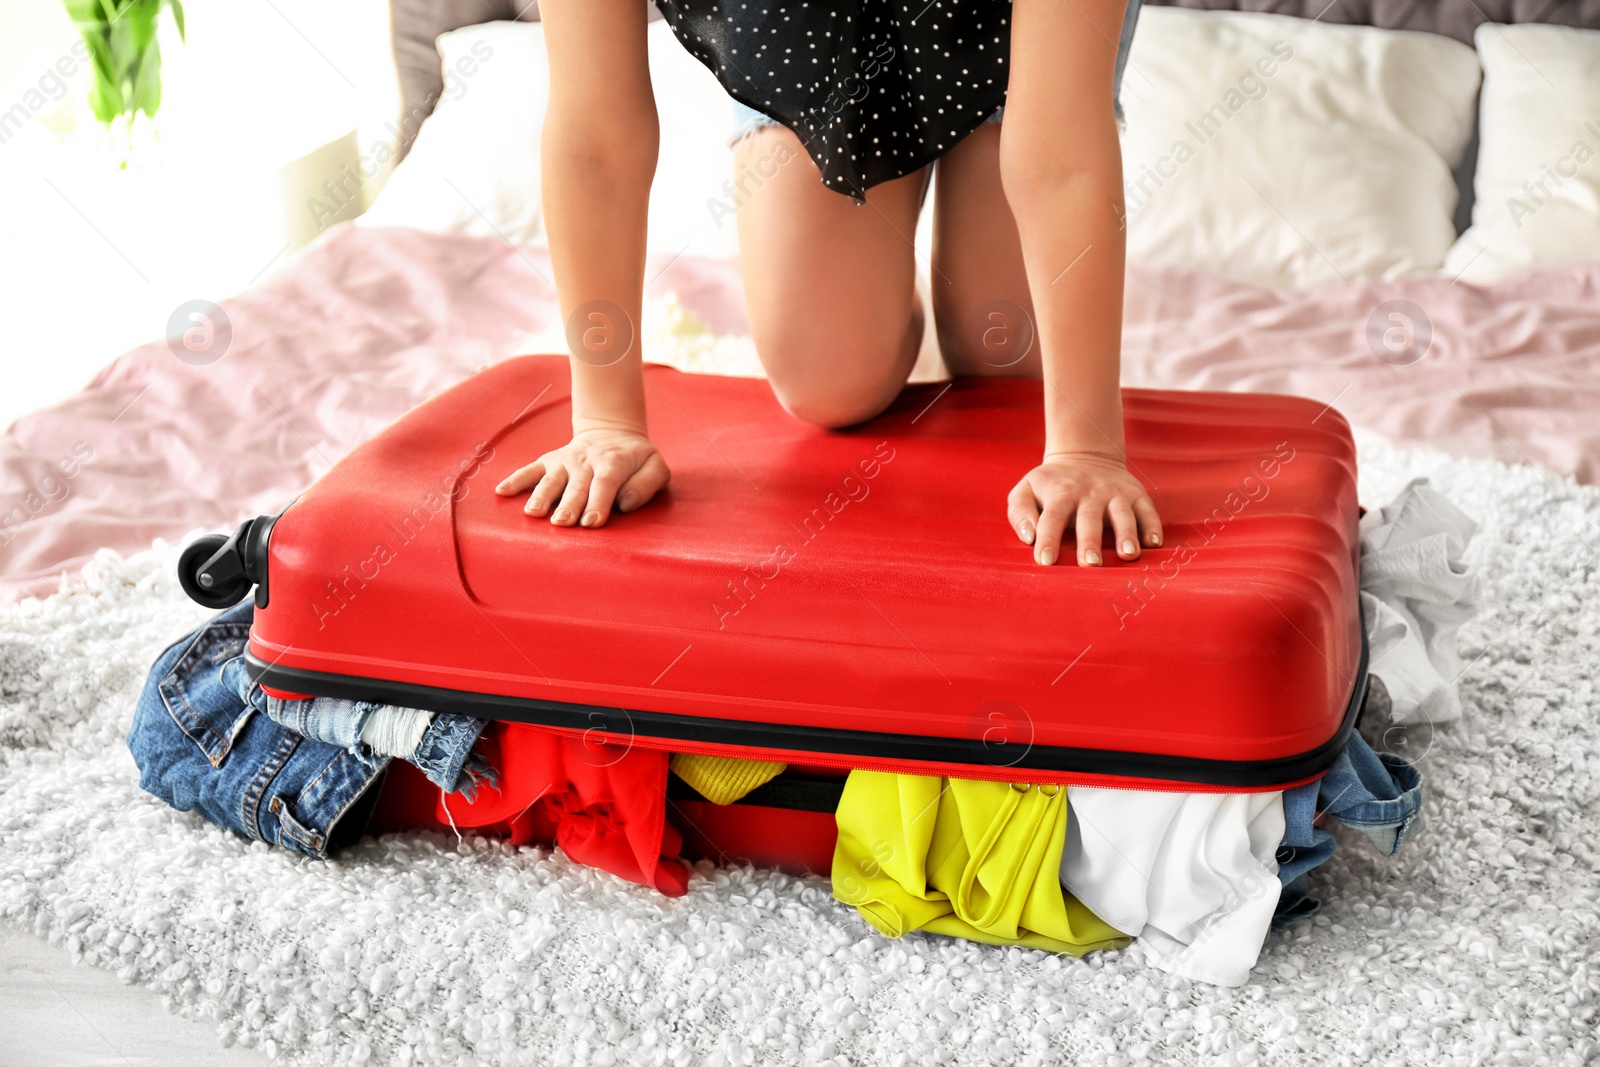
xmin=653 ymin=0 xmax=1013 ymax=199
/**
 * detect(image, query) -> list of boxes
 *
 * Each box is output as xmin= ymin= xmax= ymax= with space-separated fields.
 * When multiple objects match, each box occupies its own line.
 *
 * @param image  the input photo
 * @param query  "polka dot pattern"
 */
xmin=654 ymin=0 xmax=1013 ymax=198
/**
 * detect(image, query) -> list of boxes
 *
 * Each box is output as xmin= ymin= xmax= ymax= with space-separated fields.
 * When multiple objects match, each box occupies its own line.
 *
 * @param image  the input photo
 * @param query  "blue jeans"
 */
xmin=730 ymin=0 xmax=1143 ymax=144
xmin=128 ymin=602 xmax=489 ymax=858
xmin=1273 ymin=732 xmax=1424 ymax=929
xmin=263 ymin=694 xmax=490 ymax=798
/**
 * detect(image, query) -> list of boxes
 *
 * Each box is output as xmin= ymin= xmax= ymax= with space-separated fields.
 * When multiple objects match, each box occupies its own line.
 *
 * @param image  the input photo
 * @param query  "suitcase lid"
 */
xmin=247 ymin=356 xmax=1364 ymax=791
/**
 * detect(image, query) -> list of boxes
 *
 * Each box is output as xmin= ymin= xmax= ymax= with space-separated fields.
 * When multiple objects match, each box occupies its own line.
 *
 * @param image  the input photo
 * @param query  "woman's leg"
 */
xmin=933 ymin=0 xmax=1141 ymax=375
xmin=733 ymin=126 xmax=929 ymax=428
xmin=928 ymin=122 xmax=1041 ymax=378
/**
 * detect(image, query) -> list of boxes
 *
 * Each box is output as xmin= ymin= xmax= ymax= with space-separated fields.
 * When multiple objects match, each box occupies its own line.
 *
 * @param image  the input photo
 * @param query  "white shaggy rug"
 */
xmin=2 ymin=434 xmax=1598 ymax=1067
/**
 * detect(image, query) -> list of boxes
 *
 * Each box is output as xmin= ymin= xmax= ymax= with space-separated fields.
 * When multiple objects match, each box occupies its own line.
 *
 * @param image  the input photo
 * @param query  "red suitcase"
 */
xmin=179 ymin=356 xmax=1364 ymax=816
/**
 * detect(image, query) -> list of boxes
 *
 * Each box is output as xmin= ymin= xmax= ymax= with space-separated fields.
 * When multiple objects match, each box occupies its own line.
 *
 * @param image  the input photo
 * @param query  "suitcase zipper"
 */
xmin=563 ymin=730 xmax=1293 ymax=795
xmin=246 ymin=629 xmax=1365 ymax=796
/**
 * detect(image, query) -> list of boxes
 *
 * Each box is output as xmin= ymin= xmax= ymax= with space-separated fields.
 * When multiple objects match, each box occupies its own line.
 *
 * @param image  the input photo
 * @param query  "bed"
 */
xmin=1 ymin=0 xmax=1597 ymax=603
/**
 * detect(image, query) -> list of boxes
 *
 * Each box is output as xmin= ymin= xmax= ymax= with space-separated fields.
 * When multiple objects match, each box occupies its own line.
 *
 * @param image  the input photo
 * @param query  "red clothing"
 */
xmin=371 ymin=722 xmax=689 ymax=896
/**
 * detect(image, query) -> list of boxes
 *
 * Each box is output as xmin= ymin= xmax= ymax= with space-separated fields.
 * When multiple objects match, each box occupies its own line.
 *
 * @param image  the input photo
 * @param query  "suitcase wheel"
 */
xmin=178 ymin=533 xmax=253 ymax=609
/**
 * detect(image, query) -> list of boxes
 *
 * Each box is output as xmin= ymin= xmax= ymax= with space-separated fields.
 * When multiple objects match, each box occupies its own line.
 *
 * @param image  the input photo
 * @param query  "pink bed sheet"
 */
xmin=2 ymin=223 xmax=1596 ymax=606
xmin=1120 ymin=262 xmax=1600 ymax=486
xmin=0 ymin=225 xmax=746 ymax=605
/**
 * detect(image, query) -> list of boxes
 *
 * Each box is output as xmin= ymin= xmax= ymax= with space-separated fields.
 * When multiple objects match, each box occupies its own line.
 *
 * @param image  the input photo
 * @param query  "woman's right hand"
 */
xmin=495 ymin=427 xmax=670 ymax=528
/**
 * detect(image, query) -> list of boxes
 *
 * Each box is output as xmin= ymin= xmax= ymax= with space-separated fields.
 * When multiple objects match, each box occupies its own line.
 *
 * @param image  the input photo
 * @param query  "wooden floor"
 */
xmin=0 ymin=923 xmax=270 ymax=1067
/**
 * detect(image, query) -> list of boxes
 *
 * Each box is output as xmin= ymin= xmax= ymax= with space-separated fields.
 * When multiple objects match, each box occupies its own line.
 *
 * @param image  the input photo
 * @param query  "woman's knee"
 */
xmin=772 ymin=375 xmax=899 ymax=428
xmin=759 ymin=314 xmax=921 ymax=428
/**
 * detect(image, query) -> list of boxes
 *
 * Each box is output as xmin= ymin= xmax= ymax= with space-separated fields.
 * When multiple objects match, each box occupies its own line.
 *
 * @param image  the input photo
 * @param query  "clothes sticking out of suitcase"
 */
xmin=141 ymin=356 xmax=1437 ymax=987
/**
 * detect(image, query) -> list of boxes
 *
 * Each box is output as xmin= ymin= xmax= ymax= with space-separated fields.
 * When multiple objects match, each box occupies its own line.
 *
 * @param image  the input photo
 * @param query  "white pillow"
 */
xmin=1119 ymin=9 xmax=1481 ymax=289
xmin=1445 ymin=24 xmax=1600 ymax=283
xmin=361 ymin=20 xmax=738 ymax=257
xmin=360 ymin=22 xmax=549 ymax=244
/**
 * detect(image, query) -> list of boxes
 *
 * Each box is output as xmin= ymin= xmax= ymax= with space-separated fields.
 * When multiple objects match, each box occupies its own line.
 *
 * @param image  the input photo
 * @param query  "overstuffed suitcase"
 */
xmin=178 ymin=355 xmax=1365 ymax=874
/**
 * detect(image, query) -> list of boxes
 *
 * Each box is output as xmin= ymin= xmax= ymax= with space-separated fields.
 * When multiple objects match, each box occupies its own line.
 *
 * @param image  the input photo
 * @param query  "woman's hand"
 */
xmin=1007 ymin=450 xmax=1162 ymax=566
xmin=495 ymin=428 xmax=670 ymax=527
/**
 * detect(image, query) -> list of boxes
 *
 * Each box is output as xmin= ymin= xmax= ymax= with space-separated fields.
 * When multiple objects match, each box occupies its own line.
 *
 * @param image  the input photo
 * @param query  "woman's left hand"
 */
xmin=1007 ymin=451 xmax=1163 ymax=567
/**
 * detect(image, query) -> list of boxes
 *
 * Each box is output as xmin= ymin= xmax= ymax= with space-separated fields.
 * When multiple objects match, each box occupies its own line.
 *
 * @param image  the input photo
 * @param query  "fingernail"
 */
xmin=1148 ymin=532 xmax=1162 ymax=546
xmin=581 ymin=511 xmax=600 ymax=528
xmin=1020 ymin=521 xmax=1035 ymax=545
xmin=495 ymin=481 xmax=510 ymax=493
xmin=1084 ymin=550 xmax=1101 ymax=566
xmin=553 ymin=509 xmax=571 ymax=523
xmin=616 ymin=496 xmax=634 ymax=513
xmin=1040 ymin=548 xmax=1055 ymax=566
xmin=1121 ymin=539 xmax=1136 ymax=556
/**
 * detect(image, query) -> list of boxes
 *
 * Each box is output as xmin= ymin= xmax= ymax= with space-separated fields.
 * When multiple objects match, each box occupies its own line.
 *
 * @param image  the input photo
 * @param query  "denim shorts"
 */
xmin=729 ymin=0 xmax=1141 ymax=146
xmin=731 ymin=100 xmax=1005 ymax=146
xmin=127 ymin=600 xmax=490 ymax=859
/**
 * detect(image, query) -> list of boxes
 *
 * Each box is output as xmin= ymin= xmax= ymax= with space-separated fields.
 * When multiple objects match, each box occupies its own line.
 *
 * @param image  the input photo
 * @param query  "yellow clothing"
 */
xmin=832 ymin=771 xmax=1128 ymax=955
xmin=670 ymin=752 xmax=787 ymax=805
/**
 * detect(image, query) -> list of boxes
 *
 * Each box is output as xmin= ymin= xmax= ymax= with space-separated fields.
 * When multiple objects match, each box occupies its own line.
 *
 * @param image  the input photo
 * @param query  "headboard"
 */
xmin=390 ymin=0 xmax=658 ymax=161
xmin=1141 ymin=0 xmax=1600 ymax=44
xmin=389 ymin=0 xmax=538 ymax=159
xmin=388 ymin=0 xmax=1600 ymax=225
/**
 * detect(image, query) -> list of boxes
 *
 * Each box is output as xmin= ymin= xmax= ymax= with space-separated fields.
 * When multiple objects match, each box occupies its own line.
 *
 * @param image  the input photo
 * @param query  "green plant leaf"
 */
xmin=61 ymin=0 xmax=181 ymax=130
xmin=107 ymin=16 xmax=135 ymax=69
xmin=125 ymin=0 xmax=157 ymax=52
xmin=60 ymin=0 xmax=102 ymax=24
xmin=109 ymin=17 xmax=144 ymax=108
xmin=133 ymin=39 xmax=162 ymax=118
xmin=80 ymin=29 xmax=116 ymax=83
xmin=87 ymin=71 xmax=121 ymax=123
